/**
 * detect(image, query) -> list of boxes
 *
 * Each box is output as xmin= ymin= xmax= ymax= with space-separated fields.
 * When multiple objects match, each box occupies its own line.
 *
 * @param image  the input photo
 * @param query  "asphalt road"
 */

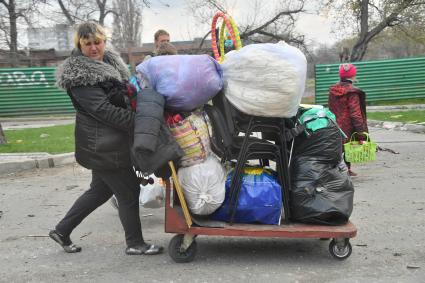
xmin=0 ymin=126 xmax=424 ymax=283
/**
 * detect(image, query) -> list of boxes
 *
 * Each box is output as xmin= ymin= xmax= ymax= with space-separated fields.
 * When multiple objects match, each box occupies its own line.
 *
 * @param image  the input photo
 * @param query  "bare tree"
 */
xmin=0 ymin=0 xmax=46 ymax=66
xmin=188 ymin=0 xmax=307 ymax=50
xmin=55 ymin=0 xmax=151 ymax=25
xmin=308 ymin=43 xmax=339 ymax=77
xmin=323 ymin=0 xmax=425 ymax=62
xmin=56 ymin=0 xmax=118 ymax=25
xmin=111 ymin=0 xmax=145 ymax=49
xmin=349 ymin=25 xmax=425 ymax=60
xmin=312 ymin=21 xmax=425 ymax=69
xmin=0 ymin=0 xmax=19 ymax=65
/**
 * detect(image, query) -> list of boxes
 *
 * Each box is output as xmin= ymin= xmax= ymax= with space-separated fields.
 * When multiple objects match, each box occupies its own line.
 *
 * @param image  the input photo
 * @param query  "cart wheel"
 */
xmin=329 ymin=239 xmax=352 ymax=260
xmin=168 ymin=234 xmax=197 ymax=263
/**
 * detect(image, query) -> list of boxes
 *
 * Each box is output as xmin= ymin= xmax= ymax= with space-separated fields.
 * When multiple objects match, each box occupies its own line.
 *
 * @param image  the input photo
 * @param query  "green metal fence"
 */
xmin=2 ymin=58 xmax=425 ymax=117
xmin=315 ymin=57 xmax=425 ymax=105
xmin=0 ymin=67 xmax=74 ymax=117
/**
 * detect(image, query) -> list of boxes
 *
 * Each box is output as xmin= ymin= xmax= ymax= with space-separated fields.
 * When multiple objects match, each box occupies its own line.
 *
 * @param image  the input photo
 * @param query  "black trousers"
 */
xmin=55 ymin=168 xmax=143 ymax=247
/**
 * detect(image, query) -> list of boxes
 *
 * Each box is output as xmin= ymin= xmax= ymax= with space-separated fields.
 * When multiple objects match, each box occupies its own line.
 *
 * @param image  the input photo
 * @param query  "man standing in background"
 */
xmin=143 ymin=29 xmax=170 ymax=62
xmin=154 ymin=29 xmax=170 ymax=50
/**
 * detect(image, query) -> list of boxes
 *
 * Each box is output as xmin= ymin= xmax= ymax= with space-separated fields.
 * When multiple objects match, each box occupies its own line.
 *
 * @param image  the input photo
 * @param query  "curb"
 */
xmin=368 ymin=120 xmax=425 ymax=134
xmin=0 ymin=116 xmax=75 ymax=122
xmin=1 ymin=117 xmax=424 ymax=176
xmin=0 ymin=152 xmax=75 ymax=175
xmin=367 ymin=104 xmax=425 ymax=112
xmin=2 ymin=119 xmax=75 ymax=130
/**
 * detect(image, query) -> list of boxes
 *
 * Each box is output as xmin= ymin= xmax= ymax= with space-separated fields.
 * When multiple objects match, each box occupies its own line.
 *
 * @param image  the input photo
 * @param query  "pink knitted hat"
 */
xmin=339 ymin=63 xmax=357 ymax=79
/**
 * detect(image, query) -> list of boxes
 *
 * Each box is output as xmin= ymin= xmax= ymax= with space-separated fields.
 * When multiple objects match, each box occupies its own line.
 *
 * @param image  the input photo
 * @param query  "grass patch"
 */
xmin=368 ymin=98 xmax=425 ymax=106
xmin=0 ymin=124 xmax=75 ymax=154
xmin=367 ymin=110 xmax=425 ymax=124
xmin=301 ymin=96 xmax=315 ymax=104
xmin=1 ymin=108 xmax=423 ymax=155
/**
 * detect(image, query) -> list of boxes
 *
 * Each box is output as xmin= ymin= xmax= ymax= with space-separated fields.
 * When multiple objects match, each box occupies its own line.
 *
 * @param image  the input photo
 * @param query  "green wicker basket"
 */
xmin=343 ymin=132 xmax=377 ymax=163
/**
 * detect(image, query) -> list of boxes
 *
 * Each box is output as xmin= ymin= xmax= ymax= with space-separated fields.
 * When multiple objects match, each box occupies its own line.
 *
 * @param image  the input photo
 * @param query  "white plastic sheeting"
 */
xmin=139 ymin=175 xmax=165 ymax=209
xmin=177 ymin=156 xmax=226 ymax=215
xmin=221 ymin=41 xmax=307 ymax=118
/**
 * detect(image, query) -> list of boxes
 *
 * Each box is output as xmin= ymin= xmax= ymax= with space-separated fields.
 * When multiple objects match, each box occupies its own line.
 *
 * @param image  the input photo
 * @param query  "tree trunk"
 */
xmin=350 ymin=39 xmax=369 ymax=62
xmin=349 ymin=0 xmax=412 ymax=62
xmin=98 ymin=0 xmax=107 ymax=25
xmin=0 ymin=123 xmax=7 ymax=144
xmin=58 ymin=0 xmax=76 ymax=25
xmin=9 ymin=0 xmax=19 ymax=67
xmin=349 ymin=0 xmax=369 ymax=62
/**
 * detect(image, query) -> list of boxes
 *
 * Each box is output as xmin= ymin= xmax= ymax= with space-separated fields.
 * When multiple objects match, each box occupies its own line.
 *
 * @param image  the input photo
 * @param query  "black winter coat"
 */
xmin=56 ymin=49 xmax=134 ymax=170
xmin=131 ymin=89 xmax=184 ymax=175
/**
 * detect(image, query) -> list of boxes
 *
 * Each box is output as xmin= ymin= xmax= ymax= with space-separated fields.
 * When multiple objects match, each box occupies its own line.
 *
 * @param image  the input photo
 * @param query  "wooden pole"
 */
xmin=168 ymin=161 xmax=192 ymax=228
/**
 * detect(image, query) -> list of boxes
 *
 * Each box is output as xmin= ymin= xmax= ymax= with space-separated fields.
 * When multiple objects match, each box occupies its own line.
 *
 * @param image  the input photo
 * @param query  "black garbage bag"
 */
xmin=290 ymin=120 xmax=353 ymax=225
xmin=290 ymin=158 xmax=354 ymax=225
xmin=292 ymin=122 xmax=343 ymax=166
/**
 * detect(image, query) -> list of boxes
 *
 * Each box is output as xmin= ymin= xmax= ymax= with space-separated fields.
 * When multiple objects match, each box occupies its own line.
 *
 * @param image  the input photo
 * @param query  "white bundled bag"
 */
xmin=139 ymin=175 xmax=165 ymax=209
xmin=177 ymin=156 xmax=226 ymax=215
xmin=221 ymin=41 xmax=307 ymax=118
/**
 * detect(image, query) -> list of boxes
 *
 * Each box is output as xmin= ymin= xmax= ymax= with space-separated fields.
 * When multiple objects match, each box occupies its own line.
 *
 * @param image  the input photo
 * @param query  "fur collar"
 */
xmin=55 ymin=49 xmax=130 ymax=90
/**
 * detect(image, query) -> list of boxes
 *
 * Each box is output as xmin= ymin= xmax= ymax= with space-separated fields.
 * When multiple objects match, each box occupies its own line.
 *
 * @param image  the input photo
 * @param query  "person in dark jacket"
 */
xmin=50 ymin=21 xmax=163 ymax=256
xmin=328 ymin=63 xmax=368 ymax=177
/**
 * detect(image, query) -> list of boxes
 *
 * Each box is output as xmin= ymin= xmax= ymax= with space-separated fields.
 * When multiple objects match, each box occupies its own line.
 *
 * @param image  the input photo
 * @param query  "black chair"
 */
xmin=211 ymin=91 xmax=304 ymax=166
xmin=210 ymin=92 xmax=306 ymax=223
xmin=204 ymin=104 xmax=288 ymax=224
xmin=211 ymin=91 xmax=300 ymax=144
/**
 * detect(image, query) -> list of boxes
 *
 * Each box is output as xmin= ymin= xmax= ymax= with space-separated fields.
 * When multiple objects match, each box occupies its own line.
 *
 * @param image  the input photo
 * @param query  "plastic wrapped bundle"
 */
xmin=139 ymin=175 xmax=165 ymax=209
xmin=290 ymin=159 xmax=354 ymax=225
xmin=293 ymin=123 xmax=343 ymax=165
xmin=290 ymin=122 xmax=353 ymax=225
xmin=221 ymin=41 xmax=307 ymax=118
xmin=177 ymin=156 xmax=226 ymax=215
xmin=136 ymin=54 xmax=223 ymax=111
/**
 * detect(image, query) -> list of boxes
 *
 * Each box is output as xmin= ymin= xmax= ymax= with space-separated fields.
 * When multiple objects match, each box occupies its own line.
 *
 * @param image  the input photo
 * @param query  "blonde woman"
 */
xmin=51 ymin=21 xmax=163 ymax=256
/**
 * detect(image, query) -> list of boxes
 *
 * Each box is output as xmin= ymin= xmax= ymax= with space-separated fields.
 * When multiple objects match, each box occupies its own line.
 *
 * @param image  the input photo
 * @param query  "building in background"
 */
xmin=1 ymin=35 xmax=212 ymax=67
xmin=27 ymin=24 xmax=74 ymax=51
xmin=123 ymin=38 xmax=213 ymax=70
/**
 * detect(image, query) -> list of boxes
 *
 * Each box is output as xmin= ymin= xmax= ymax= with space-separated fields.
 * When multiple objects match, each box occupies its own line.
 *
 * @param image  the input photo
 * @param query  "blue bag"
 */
xmin=210 ymin=167 xmax=282 ymax=225
xmin=135 ymin=54 xmax=223 ymax=111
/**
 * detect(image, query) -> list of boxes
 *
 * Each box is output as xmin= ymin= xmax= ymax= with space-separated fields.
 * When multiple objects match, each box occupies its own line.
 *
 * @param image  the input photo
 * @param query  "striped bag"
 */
xmin=168 ymin=110 xmax=211 ymax=167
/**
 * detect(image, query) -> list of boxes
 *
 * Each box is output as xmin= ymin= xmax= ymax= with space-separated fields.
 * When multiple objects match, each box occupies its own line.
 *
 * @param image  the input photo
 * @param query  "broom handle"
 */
xmin=168 ymin=161 xmax=192 ymax=228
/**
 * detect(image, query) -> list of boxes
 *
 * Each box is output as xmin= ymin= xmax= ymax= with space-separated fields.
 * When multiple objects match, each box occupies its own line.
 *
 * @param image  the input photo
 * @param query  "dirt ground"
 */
xmin=0 ymin=126 xmax=424 ymax=283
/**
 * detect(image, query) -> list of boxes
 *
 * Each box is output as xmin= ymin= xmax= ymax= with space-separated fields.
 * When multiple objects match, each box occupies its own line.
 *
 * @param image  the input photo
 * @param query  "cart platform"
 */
xmin=164 ymin=178 xmax=357 ymax=262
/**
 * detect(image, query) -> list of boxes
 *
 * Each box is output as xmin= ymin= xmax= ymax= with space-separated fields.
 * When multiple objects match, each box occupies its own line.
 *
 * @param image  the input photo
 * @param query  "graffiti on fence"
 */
xmin=0 ymin=71 xmax=51 ymax=87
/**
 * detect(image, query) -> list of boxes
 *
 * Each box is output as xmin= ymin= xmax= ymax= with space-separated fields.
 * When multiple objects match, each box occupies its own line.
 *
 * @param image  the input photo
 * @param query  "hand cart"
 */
xmin=165 ymin=162 xmax=357 ymax=263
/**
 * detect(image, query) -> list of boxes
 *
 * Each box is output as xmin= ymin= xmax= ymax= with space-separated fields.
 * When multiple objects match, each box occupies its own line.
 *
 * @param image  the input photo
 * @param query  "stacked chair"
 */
xmin=205 ymin=91 xmax=304 ymax=224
